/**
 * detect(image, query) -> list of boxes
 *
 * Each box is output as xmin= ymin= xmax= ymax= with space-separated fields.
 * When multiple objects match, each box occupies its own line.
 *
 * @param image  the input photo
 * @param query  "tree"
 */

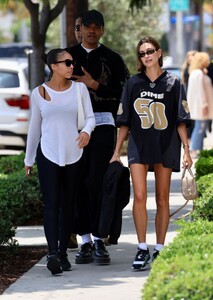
xmin=23 ymin=0 xmax=66 ymax=88
xmin=0 ymin=0 xmax=66 ymax=88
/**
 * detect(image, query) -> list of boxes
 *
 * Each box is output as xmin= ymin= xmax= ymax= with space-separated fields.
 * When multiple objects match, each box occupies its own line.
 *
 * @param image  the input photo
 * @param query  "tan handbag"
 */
xmin=170 ymin=166 xmax=198 ymax=218
xmin=181 ymin=167 xmax=198 ymax=200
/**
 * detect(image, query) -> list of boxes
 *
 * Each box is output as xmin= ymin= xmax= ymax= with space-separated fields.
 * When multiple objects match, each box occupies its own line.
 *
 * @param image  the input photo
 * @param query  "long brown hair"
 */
xmin=136 ymin=36 xmax=163 ymax=72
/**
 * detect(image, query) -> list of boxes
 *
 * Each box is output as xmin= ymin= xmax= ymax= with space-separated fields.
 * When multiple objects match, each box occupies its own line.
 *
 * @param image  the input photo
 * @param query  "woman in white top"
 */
xmin=187 ymin=52 xmax=213 ymax=158
xmin=24 ymin=48 xmax=95 ymax=275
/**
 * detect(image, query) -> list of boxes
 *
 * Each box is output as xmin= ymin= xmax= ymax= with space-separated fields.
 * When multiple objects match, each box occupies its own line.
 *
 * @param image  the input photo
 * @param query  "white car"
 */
xmin=0 ymin=58 xmax=30 ymax=148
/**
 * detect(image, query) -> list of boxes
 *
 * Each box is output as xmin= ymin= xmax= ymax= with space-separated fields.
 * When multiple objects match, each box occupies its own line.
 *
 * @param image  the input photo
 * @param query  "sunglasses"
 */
xmin=74 ymin=24 xmax=81 ymax=32
xmin=138 ymin=49 xmax=157 ymax=58
xmin=55 ymin=59 xmax=75 ymax=67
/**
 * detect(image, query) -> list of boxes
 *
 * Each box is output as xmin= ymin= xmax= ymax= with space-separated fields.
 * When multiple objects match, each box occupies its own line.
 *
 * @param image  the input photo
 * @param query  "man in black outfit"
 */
xmin=67 ymin=9 xmax=129 ymax=265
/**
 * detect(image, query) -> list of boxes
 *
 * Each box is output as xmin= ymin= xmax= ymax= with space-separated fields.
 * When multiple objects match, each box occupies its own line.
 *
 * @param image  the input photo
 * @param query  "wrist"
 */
xmin=182 ymin=143 xmax=189 ymax=149
xmin=114 ymin=152 xmax=120 ymax=157
xmin=90 ymin=79 xmax=94 ymax=89
xmin=90 ymin=79 xmax=99 ymax=90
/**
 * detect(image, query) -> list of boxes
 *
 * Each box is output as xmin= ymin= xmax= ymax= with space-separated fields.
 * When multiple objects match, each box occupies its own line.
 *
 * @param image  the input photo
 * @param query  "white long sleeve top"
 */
xmin=187 ymin=69 xmax=213 ymax=120
xmin=24 ymin=81 xmax=95 ymax=167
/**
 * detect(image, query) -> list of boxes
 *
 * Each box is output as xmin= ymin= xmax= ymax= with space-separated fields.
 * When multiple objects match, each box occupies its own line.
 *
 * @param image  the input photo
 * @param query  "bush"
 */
xmin=142 ymin=220 xmax=213 ymax=300
xmin=191 ymin=173 xmax=213 ymax=221
xmin=199 ymin=148 xmax=213 ymax=158
xmin=0 ymin=168 xmax=43 ymax=227
xmin=195 ymin=155 xmax=213 ymax=180
xmin=0 ymin=152 xmax=25 ymax=174
xmin=0 ymin=153 xmax=43 ymax=246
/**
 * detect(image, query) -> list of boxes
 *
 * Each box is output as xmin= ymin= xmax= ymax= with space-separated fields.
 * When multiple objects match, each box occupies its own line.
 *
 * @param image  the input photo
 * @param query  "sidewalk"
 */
xmin=1 ymin=153 xmax=194 ymax=300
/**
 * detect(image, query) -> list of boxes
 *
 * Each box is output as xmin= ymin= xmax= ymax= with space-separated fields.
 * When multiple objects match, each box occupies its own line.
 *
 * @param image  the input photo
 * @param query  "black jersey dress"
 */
xmin=116 ymin=71 xmax=191 ymax=172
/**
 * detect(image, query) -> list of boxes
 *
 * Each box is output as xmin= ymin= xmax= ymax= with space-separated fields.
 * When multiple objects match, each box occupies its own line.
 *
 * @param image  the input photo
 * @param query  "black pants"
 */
xmin=36 ymin=144 xmax=83 ymax=255
xmin=76 ymin=125 xmax=116 ymax=237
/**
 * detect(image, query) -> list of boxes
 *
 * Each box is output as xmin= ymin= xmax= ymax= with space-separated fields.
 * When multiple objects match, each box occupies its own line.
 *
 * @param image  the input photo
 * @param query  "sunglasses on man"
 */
xmin=55 ymin=59 xmax=75 ymax=67
xmin=74 ymin=24 xmax=81 ymax=32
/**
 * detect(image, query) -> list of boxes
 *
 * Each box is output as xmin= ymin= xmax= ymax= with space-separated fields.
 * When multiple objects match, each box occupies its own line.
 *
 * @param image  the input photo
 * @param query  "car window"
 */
xmin=0 ymin=46 xmax=31 ymax=58
xmin=0 ymin=71 xmax=20 ymax=88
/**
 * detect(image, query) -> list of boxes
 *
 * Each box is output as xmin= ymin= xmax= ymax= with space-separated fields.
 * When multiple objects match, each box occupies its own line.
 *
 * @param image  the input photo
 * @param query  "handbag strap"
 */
xmin=182 ymin=166 xmax=195 ymax=179
xmin=76 ymin=83 xmax=85 ymax=126
xmin=76 ymin=82 xmax=81 ymax=107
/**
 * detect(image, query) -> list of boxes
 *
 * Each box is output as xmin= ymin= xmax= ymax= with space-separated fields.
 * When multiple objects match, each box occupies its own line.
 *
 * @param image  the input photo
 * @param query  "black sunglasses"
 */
xmin=55 ymin=59 xmax=75 ymax=67
xmin=138 ymin=49 xmax=157 ymax=58
xmin=74 ymin=24 xmax=81 ymax=32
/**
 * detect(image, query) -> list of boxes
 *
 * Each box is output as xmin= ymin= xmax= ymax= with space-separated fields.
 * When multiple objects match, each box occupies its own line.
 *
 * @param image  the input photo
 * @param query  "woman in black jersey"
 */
xmin=110 ymin=37 xmax=193 ymax=270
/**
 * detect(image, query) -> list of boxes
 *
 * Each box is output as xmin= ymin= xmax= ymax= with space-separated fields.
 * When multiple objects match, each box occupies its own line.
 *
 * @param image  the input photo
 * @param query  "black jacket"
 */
xmin=67 ymin=44 xmax=130 ymax=119
xmin=99 ymin=161 xmax=130 ymax=244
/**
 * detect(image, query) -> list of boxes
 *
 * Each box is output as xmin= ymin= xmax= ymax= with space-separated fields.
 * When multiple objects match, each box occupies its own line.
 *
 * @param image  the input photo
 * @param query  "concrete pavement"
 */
xmin=1 ymin=153 xmax=194 ymax=300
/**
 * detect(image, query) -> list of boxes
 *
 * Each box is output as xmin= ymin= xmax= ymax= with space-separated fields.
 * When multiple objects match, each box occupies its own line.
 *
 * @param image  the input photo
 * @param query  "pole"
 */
xmin=176 ymin=10 xmax=184 ymax=65
xmin=60 ymin=6 xmax=67 ymax=48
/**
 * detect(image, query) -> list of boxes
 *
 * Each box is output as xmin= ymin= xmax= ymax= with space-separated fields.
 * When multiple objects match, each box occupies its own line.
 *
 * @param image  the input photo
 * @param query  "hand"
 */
xmin=25 ymin=166 xmax=33 ymax=176
xmin=76 ymin=131 xmax=90 ymax=148
xmin=182 ymin=153 xmax=193 ymax=169
xmin=72 ymin=67 xmax=93 ymax=88
xmin=109 ymin=153 xmax=122 ymax=164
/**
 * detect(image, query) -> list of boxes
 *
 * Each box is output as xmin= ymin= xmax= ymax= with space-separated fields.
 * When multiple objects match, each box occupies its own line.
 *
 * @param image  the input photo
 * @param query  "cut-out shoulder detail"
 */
xmin=39 ymin=85 xmax=51 ymax=101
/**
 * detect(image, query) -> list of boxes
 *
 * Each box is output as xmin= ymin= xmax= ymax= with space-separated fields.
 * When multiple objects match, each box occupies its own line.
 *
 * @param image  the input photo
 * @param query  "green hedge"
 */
xmin=142 ymin=220 xmax=213 ymax=300
xmin=0 ymin=154 xmax=42 ymax=246
xmin=0 ymin=152 xmax=25 ymax=174
xmin=195 ymin=151 xmax=213 ymax=180
xmin=191 ymin=173 xmax=213 ymax=221
xmin=0 ymin=168 xmax=42 ymax=226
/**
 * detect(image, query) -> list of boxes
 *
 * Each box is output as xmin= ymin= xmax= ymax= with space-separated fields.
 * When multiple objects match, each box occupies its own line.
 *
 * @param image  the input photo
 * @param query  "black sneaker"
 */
xmin=47 ymin=254 xmax=63 ymax=275
xmin=93 ymin=240 xmax=110 ymax=265
xmin=132 ymin=248 xmax=151 ymax=270
xmin=151 ymin=249 xmax=160 ymax=262
xmin=75 ymin=242 xmax=93 ymax=264
xmin=59 ymin=254 xmax=71 ymax=271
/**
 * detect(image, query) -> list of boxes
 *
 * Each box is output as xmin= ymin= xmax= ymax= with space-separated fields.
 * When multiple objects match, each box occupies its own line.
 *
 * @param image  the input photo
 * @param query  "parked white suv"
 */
xmin=0 ymin=58 xmax=30 ymax=148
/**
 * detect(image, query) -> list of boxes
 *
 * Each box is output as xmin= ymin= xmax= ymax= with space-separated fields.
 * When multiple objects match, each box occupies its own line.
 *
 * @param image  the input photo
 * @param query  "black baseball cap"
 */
xmin=82 ymin=10 xmax=104 ymax=26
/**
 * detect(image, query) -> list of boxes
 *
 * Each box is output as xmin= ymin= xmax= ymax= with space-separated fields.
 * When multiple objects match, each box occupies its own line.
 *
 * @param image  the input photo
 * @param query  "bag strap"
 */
xmin=181 ymin=166 xmax=194 ymax=179
xmin=169 ymin=199 xmax=190 ymax=218
xmin=76 ymin=83 xmax=85 ymax=129
xmin=171 ymin=166 xmax=196 ymax=219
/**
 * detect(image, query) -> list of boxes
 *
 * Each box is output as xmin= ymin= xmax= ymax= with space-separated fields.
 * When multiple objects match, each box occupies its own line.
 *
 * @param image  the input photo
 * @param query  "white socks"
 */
xmin=154 ymin=244 xmax=164 ymax=251
xmin=138 ymin=242 xmax=148 ymax=250
xmin=138 ymin=242 xmax=164 ymax=252
xmin=81 ymin=234 xmax=92 ymax=244
xmin=81 ymin=234 xmax=102 ymax=244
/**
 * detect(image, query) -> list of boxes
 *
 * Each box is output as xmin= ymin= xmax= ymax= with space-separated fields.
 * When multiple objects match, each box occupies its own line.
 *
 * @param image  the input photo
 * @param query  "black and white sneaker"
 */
xmin=151 ymin=249 xmax=160 ymax=262
xmin=132 ymin=248 xmax=151 ymax=270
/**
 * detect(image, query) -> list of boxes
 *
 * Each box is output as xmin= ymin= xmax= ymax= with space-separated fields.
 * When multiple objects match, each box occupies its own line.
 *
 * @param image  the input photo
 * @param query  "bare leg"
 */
xmin=130 ymin=164 xmax=149 ymax=243
xmin=154 ymin=164 xmax=172 ymax=245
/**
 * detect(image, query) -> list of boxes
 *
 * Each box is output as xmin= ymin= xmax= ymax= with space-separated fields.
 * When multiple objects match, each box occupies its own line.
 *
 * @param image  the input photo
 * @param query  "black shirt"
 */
xmin=117 ymin=71 xmax=191 ymax=172
xmin=67 ymin=44 xmax=130 ymax=120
